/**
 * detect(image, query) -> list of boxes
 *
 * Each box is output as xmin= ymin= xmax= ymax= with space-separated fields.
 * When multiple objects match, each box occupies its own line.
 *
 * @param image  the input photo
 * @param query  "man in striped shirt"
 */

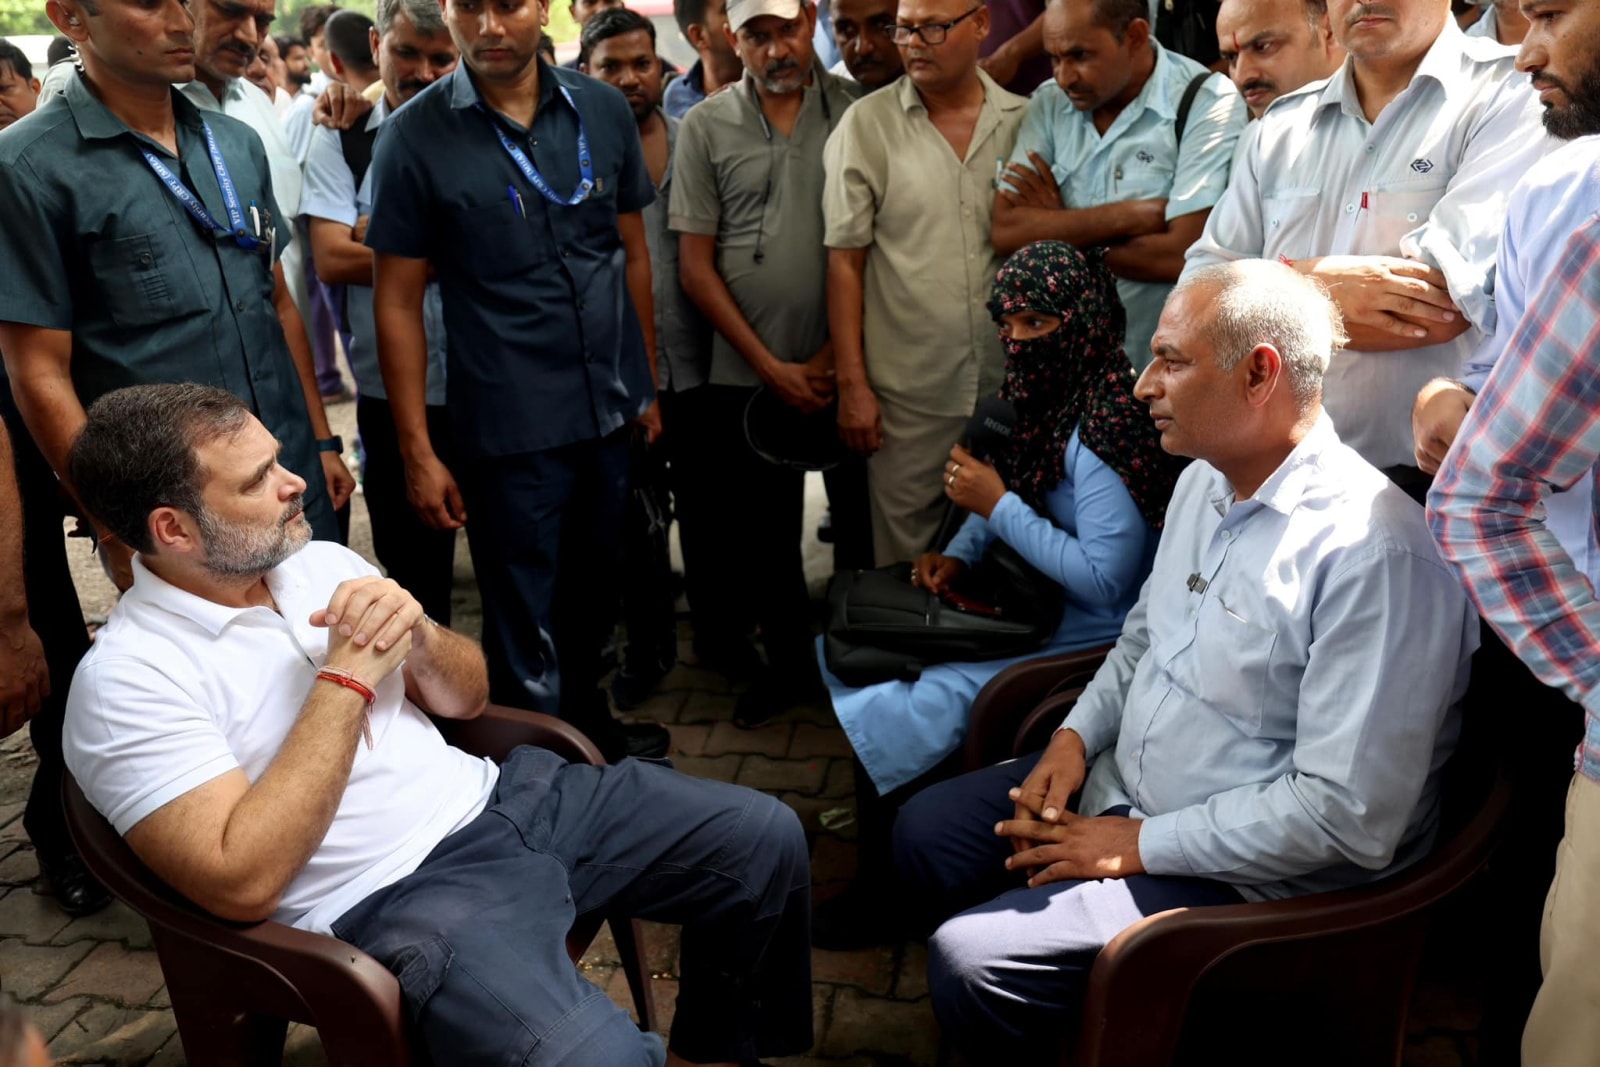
xmin=1430 ymin=217 xmax=1600 ymax=1065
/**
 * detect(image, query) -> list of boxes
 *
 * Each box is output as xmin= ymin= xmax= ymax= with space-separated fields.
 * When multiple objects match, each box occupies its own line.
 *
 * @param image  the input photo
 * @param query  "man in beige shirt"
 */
xmin=825 ymin=0 xmax=1026 ymax=563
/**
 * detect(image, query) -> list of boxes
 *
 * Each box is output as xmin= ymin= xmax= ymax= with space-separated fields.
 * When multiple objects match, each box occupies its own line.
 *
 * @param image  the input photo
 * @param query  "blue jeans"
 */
xmin=332 ymin=747 xmax=814 ymax=1066
xmin=893 ymin=752 xmax=1243 ymax=1059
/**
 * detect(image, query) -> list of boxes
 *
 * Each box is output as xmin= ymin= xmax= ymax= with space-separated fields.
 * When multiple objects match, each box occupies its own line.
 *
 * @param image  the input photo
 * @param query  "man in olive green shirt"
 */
xmin=670 ymin=0 xmax=871 ymax=723
xmin=826 ymin=0 xmax=1026 ymax=564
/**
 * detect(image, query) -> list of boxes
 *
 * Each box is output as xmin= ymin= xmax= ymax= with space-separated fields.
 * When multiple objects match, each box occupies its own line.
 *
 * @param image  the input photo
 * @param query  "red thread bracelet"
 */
xmin=316 ymin=667 xmax=378 ymax=749
xmin=316 ymin=667 xmax=376 ymax=705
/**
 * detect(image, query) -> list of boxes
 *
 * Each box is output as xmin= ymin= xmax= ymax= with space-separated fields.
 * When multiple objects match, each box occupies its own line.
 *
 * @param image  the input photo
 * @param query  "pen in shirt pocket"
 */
xmin=507 ymin=184 xmax=526 ymax=218
xmin=994 ymin=157 xmax=1004 ymax=190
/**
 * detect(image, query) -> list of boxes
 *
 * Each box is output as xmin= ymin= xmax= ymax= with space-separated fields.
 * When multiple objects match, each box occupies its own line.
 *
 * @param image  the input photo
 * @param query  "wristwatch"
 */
xmin=317 ymin=436 xmax=344 ymax=453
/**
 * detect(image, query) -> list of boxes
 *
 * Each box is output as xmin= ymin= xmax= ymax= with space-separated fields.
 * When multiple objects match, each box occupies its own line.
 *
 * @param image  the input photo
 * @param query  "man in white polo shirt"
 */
xmin=62 ymin=383 xmax=814 ymax=1067
xmin=1182 ymin=0 xmax=1547 ymax=491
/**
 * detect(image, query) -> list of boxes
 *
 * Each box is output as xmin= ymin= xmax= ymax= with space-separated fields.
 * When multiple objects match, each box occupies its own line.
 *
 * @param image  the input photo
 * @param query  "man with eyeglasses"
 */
xmin=829 ymin=0 xmax=905 ymax=88
xmin=670 ymin=0 xmax=872 ymax=724
xmin=825 ymin=0 xmax=1027 ymax=566
xmin=991 ymin=0 xmax=1246 ymax=373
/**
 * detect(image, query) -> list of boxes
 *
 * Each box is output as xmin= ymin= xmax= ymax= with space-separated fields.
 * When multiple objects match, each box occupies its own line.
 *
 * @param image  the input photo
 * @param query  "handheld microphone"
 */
xmin=965 ymin=396 xmax=1018 ymax=463
xmin=925 ymin=396 xmax=1019 ymax=553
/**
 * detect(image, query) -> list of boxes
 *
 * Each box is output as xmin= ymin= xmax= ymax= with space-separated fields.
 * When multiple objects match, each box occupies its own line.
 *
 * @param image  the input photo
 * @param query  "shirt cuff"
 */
xmin=1136 ymin=810 xmax=1194 ymax=878
xmin=1059 ymin=706 xmax=1118 ymax=762
xmin=667 ymin=214 xmax=718 ymax=236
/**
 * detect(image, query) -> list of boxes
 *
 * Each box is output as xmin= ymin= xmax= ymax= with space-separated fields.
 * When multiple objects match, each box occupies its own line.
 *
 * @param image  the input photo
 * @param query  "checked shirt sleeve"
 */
xmin=1427 ymin=215 xmax=1600 ymax=715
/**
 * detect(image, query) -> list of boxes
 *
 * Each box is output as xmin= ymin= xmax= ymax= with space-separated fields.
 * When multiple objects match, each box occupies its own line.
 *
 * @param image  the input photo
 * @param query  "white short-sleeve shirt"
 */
xmin=63 ymin=543 xmax=499 ymax=934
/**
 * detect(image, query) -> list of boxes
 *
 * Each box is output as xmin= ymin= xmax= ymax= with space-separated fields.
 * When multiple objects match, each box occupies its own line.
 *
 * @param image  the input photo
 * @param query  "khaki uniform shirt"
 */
xmin=669 ymin=68 xmax=863 ymax=388
xmin=823 ymin=71 xmax=1026 ymax=417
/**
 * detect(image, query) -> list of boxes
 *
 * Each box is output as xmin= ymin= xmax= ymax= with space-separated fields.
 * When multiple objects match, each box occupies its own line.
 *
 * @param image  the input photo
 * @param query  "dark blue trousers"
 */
xmin=332 ymin=747 xmax=814 ymax=1066
xmin=455 ymin=430 xmax=631 ymax=718
xmin=893 ymin=752 xmax=1244 ymax=1060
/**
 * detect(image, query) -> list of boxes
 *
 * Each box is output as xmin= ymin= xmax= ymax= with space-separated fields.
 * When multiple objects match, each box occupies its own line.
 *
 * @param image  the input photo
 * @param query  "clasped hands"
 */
xmin=310 ymin=576 xmax=428 ymax=688
xmin=997 ymin=727 xmax=1145 ymax=889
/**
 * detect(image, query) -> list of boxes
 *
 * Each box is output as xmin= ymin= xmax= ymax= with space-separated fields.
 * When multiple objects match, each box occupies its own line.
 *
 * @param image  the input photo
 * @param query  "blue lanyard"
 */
xmin=140 ymin=121 xmax=265 ymax=252
xmin=477 ymin=86 xmax=594 ymax=207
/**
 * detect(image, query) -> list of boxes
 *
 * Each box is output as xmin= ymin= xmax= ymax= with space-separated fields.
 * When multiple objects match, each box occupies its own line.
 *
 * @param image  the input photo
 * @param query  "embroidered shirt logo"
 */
xmin=1410 ymin=158 xmax=1434 ymax=174
xmin=1136 ymin=149 xmax=1155 ymax=164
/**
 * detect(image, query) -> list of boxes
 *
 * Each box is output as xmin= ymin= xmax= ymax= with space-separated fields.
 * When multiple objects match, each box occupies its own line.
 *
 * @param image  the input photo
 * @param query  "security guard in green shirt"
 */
xmin=0 ymin=0 xmax=353 ymax=916
xmin=0 ymin=0 xmax=353 ymax=560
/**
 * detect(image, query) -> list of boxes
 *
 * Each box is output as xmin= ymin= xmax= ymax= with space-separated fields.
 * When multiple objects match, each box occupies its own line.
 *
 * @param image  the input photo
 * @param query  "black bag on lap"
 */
xmin=823 ymin=543 xmax=1064 ymax=687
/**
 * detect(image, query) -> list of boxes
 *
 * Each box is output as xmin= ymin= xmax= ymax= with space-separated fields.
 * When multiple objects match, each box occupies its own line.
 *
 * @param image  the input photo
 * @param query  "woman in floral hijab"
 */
xmin=815 ymin=242 xmax=1180 ymax=949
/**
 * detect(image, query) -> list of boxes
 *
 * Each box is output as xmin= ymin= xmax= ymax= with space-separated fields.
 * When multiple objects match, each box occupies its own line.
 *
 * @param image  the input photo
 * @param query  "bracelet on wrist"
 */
xmin=315 ymin=666 xmax=376 ymax=748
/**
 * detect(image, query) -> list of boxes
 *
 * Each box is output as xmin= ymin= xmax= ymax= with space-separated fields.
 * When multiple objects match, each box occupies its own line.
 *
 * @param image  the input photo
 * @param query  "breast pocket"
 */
xmin=1190 ymin=593 xmax=1277 ymax=733
xmin=1365 ymin=181 xmax=1448 ymax=252
xmin=1111 ymin=147 xmax=1176 ymax=201
xmin=85 ymin=232 xmax=209 ymax=329
xmin=577 ymin=169 xmax=622 ymax=244
xmin=1259 ymin=186 xmax=1321 ymax=259
xmin=448 ymin=199 xmax=544 ymax=278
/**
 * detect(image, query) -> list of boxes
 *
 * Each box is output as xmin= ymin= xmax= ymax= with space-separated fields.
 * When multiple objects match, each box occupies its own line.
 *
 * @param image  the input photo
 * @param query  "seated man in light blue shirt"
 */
xmin=299 ymin=0 xmax=458 ymax=622
xmin=990 ymin=0 xmax=1245 ymax=370
xmin=893 ymin=259 xmax=1477 ymax=1060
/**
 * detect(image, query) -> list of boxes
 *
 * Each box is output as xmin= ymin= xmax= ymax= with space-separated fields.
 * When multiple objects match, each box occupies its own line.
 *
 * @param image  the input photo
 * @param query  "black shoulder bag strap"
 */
xmin=1174 ymin=71 xmax=1214 ymax=144
xmin=338 ymin=123 xmax=379 ymax=191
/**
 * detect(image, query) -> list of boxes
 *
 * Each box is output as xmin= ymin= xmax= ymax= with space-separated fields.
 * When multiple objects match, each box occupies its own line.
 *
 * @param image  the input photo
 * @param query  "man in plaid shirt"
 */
xmin=1430 ymin=214 xmax=1600 ymax=1064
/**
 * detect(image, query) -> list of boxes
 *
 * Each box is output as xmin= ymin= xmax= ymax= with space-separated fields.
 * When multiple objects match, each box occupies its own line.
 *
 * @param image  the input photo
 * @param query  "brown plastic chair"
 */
xmin=963 ymin=645 xmax=1114 ymax=772
xmin=64 ymin=703 xmax=659 ymax=1066
xmin=963 ymin=657 xmax=1512 ymax=1067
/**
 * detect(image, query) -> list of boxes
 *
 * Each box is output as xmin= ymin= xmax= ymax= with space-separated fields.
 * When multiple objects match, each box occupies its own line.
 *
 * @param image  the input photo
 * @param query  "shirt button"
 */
xmin=234 ymin=299 xmax=247 ymax=312
xmin=1365 ymin=144 xmax=1375 ymax=153
xmin=1345 ymin=204 xmax=1356 ymax=214
xmin=1407 ymin=212 xmax=1419 ymax=222
xmin=577 ymin=300 xmax=586 ymax=312
xmin=1220 ymin=530 xmax=1232 ymax=541
xmin=561 ymin=248 xmax=571 ymax=258
xmin=137 ymin=252 xmax=153 ymax=268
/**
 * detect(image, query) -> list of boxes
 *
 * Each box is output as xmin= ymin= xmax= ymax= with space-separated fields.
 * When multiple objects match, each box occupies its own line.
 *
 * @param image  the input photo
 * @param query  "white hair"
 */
xmin=1174 ymin=260 xmax=1348 ymax=407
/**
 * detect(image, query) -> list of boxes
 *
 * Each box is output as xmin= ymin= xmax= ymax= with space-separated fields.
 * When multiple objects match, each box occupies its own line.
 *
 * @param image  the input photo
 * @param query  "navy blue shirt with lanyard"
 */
xmin=365 ymin=60 xmax=657 ymax=458
xmin=0 ymin=72 xmax=338 ymax=541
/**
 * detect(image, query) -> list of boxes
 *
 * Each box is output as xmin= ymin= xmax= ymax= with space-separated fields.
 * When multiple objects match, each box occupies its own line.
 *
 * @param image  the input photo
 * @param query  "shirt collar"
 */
xmin=1248 ymin=411 xmax=1340 ymax=515
xmin=449 ymin=58 xmax=567 ymax=115
xmin=897 ymin=67 xmax=1026 ymax=115
xmin=368 ymin=93 xmax=392 ymax=130
xmin=1130 ymin=42 xmax=1178 ymax=121
xmin=124 ymin=555 xmax=252 ymax=637
xmin=64 ymin=73 xmax=206 ymax=145
xmin=1315 ymin=18 xmax=1471 ymax=118
xmin=177 ymin=77 xmax=245 ymax=112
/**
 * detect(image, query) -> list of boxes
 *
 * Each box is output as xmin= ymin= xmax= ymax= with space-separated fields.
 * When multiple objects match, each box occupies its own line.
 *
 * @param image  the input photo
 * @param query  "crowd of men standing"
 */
xmin=0 ymin=0 xmax=1598 ymax=1057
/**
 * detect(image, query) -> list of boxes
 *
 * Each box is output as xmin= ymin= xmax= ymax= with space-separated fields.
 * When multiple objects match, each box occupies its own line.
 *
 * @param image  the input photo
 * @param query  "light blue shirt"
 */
xmin=943 ymin=431 xmax=1153 ymax=648
xmin=1007 ymin=44 xmax=1245 ymax=370
xmin=828 ymin=429 xmax=1156 ymax=795
xmin=1458 ymin=135 xmax=1600 ymax=587
xmin=1066 ymin=415 xmax=1477 ymax=901
xmin=299 ymin=96 xmax=448 ymax=405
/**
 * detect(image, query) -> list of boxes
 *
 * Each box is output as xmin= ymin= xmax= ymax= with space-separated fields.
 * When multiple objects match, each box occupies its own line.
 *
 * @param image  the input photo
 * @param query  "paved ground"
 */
xmin=0 ymin=398 xmax=1492 ymax=1064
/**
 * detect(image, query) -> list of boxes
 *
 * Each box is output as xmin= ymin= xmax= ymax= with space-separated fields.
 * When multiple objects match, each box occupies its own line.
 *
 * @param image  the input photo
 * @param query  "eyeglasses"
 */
xmin=890 ymin=5 xmax=981 ymax=45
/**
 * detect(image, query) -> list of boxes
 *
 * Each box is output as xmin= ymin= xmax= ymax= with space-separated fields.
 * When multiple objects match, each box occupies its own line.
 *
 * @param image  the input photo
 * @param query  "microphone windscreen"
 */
xmin=966 ymin=396 xmax=1018 ymax=463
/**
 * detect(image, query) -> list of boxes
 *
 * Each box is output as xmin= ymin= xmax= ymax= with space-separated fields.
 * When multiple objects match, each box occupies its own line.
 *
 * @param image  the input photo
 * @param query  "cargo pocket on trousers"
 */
xmin=392 ymin=935 xmax=455 ymax=1025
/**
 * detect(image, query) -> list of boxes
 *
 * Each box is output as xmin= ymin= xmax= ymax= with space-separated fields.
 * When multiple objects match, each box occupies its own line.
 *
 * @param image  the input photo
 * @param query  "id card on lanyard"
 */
xmin=140 ymin=121 xmax=274 ymax=254
xmin=477 ymin=85 xmax=595 ymax=208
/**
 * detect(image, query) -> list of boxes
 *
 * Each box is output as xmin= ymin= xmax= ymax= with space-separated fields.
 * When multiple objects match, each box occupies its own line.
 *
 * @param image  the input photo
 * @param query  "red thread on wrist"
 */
xmin=316 ymin=667 xmax=376 ymax=706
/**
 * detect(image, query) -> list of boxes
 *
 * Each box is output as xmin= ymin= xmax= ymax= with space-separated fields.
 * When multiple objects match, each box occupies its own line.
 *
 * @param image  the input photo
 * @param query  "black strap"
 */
xmin=338 ymin=123 xmax=379 ymax=191
xmin=1174 ymin=72 xmax=1213 ymax=144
